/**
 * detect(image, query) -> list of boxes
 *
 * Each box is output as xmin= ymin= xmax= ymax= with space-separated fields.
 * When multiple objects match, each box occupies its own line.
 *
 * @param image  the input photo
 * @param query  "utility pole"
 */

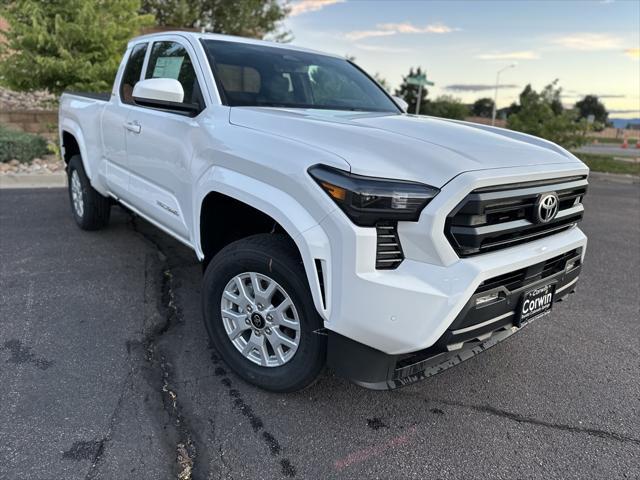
xmin=491 ymin=63 xmax=516 ymax=126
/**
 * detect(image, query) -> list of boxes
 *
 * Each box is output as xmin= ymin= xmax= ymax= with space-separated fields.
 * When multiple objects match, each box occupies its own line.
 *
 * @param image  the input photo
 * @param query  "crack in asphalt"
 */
xmin=430 ymin=399 xmax=640 ymax=445
xmin=80 ymin=367 xmax=135 ymax=479
xmin=129 ymin=215 xmax=200 ymax=480
xmin=128 ymin=210 xmax=297 ymax=479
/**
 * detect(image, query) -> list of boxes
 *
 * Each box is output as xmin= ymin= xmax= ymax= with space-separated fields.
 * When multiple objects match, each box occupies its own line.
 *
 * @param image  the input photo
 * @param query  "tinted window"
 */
xmin=145 ymin=41 xmax=203 ymax=107
xmin=201 ymin=40 xmax=399 ymax=113
xmin=120 ymin=43 xmax=147 ymax=105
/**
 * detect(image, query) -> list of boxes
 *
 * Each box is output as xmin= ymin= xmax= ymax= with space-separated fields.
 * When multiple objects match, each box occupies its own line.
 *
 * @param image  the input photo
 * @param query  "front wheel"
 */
xmin=202 ymin=234 xmax=326 ymax=392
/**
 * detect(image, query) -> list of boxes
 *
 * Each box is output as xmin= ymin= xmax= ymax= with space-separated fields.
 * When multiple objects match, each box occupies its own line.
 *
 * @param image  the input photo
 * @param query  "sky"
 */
xmin=284 ymin=0 xmax=640 ymax=118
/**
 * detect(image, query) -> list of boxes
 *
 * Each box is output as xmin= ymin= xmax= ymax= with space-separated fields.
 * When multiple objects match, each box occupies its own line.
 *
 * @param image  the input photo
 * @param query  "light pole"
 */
xmin=491 ymin=63 xmax=516 ymax=126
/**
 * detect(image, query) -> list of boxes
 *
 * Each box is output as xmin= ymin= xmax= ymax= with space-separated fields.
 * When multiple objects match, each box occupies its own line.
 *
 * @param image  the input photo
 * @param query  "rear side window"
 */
xmin=120 ymin=43 xmax=148 ymax=105
xmin=145 ymin=41 xmax=203 ymax=107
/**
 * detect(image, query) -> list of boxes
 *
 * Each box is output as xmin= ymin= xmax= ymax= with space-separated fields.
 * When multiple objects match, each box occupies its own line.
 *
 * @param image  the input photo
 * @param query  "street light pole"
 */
xmin=416 ymin=83 xmax=423 ymax=115
xmin=491 ymin=63 xmax=516 ymax=126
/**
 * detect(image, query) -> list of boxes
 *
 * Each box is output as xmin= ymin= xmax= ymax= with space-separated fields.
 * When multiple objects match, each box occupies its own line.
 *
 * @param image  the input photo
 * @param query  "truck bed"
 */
xmin=64 ymin=91 xmax=110 ymax=102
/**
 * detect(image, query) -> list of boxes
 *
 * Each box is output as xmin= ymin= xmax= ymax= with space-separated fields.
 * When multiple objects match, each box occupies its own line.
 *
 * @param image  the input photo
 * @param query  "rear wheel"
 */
xmin=202 ymin=234 xmax=326 ymax=392
xmin=67 ymin=155 xmax=110 ymax=230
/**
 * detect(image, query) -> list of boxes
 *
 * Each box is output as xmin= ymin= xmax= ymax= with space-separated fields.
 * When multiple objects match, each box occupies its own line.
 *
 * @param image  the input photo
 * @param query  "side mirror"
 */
xmin=132 ymin=78 xmax=200 ymax=116
xmin=392 ymin=96 xmax=409 ymax=113
xmin=133 ymin=78 xmax=184 ymax=103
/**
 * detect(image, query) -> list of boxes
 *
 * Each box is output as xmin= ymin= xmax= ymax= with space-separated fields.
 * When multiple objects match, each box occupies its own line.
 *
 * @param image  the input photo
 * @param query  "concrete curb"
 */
xmin=0 ymin=173 xmax=66 ymax=189
xmin=589 ymin=171 xmax=640 ymax=185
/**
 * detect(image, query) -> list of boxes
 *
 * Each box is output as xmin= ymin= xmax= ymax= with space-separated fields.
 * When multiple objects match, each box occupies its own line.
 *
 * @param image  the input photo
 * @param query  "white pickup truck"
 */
xmin=59 ymin=31 xmax=588 ymax=391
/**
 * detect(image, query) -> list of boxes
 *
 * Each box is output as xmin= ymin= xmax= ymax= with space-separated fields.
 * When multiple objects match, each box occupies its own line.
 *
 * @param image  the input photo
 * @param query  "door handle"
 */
xmin=124 ymin=121 xmax=141 ymax=134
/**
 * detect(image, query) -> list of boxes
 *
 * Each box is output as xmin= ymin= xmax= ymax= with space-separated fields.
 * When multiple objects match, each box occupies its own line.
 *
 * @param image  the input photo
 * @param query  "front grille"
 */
xmin=376 ymin=223 xmax=404 ymax=269
xmin=446 ymin=176 xmax=588 ymax=256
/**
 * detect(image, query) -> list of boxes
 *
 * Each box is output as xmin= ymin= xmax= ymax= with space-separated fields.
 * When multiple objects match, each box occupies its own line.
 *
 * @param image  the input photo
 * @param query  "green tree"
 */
xmin=0 ymin=0 xmax=153 ymax=94
xmin=423 ymin=95 xmax=469 ymax=120
xmin=471 ymin=97 xmax=494 ymax=118
xmin=394 ymin=67 xmax=428 ymax=114
xmin=575 ymin=95 xmax=609 ymax=125
xmin=140 ymin=0 xmax=290 ymax=40
xmin=507 ymin=81 xmax=588 ymax=149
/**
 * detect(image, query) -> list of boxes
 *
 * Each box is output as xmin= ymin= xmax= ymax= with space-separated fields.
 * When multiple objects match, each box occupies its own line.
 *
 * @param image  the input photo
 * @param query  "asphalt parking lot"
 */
xmin=1 ymin=178 xmax=639 ymax=480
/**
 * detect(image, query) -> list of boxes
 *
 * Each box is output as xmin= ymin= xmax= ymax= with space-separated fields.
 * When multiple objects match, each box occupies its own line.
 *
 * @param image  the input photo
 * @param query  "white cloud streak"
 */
xmin=445 ymin=84 xmax=519 ymax=92
xmin=354 ymin=43 xmax=412 ymax=53
xmin=551 ymin=33 xmax=623 ymax=51
xmin=476 ymin=51 xmax=540 ymax=60
xmin=290 ymin=0 xmax=345 ymax=16
xmin=345 ymin=22 xmax=457 ymax=41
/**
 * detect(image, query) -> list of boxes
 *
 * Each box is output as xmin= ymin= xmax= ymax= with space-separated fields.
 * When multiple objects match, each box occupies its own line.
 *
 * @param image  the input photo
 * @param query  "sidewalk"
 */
xmin=0 ymin=172 xmax=66 ymax=189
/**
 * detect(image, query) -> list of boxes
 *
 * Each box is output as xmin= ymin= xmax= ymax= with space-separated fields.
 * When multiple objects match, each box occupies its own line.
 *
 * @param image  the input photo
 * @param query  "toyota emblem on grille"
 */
xmin=535 ymin=193 xmax=559 ymax=223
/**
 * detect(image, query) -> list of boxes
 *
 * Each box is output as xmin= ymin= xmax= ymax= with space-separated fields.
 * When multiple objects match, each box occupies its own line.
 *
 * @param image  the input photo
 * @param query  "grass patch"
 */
xmin=573 ymin=152 xmax=640 ymax=176
xmin=586 ymin=137 xmax=636 ymax=145
xmin=587 ymin=136 xmax=639 ymax=145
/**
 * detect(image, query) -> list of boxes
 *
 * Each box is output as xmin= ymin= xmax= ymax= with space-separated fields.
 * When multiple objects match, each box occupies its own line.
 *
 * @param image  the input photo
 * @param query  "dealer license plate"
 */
xmin=519 ymin=284 xmax=555 ymax=324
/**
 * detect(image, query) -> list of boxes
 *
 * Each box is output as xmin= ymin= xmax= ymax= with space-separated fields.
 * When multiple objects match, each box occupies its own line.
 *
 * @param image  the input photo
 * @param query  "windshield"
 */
xmin=201 ymin=39 xmax=399 ymax=113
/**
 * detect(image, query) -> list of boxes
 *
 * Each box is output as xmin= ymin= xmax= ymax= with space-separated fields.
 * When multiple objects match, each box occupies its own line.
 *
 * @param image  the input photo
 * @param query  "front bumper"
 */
xmin=327 ymin=250 xmax=582 ymax=390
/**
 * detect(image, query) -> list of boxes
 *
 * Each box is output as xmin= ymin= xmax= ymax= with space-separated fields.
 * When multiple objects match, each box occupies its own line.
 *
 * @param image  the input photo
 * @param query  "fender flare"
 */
xmin=59 ymin=118 xmax=92 ymax=178
xmin=194 ymin=166 xmax=333 ymax=319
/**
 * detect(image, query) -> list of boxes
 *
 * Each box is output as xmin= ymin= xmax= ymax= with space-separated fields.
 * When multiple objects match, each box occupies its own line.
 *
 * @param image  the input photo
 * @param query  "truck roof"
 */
xmin=128 ymin=31 xmax=342 ymax=59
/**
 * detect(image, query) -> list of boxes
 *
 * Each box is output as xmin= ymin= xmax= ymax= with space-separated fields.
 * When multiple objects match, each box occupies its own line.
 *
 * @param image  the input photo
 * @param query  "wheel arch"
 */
xmin=195 ymin=167 xmax=332 ymax=319
xmin=59 ymin=119 xmax=91 ymax=176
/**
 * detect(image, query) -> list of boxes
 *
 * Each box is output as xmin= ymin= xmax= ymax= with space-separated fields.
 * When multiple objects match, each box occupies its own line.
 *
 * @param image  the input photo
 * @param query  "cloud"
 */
xmin=346 ymin=30 xmax=396 ymax=41
xmin=445 ymin=84 xmax=519 ymax=92
xmin=354 ymin=44 xmax=412 ymax=53
xmin=624 ymin=48 xmax=640 ymax=59
xmin=609 ymin=109 xmax=640 ymax=114
xmin=564 ymin=92 xmax=626 ymax=99
xmin=377 ymin=22 xmax=455 ymax=34
xmin=476 ymin=51 xmax=539 ymax=60
xmin=345 ymin=22 xmax=457 ymax=41
xmin=551 ymin=33 xmax=623 ymax=50
xmin=290 ymin=0 xmax=345 ymax=16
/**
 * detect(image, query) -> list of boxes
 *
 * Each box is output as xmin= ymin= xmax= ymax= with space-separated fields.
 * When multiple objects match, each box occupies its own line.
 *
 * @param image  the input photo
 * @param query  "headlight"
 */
xmin=308 ymin=164 xmax=439 ymax=227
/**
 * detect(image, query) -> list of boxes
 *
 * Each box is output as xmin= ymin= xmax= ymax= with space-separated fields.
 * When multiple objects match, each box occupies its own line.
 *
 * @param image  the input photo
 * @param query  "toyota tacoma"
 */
xmin=58 ymin=32 xmax=588 ymax=391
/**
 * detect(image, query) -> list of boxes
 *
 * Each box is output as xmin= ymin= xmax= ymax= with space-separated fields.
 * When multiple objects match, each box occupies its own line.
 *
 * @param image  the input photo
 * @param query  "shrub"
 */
xmin=0 ymin=125 xmax=49 ymax=163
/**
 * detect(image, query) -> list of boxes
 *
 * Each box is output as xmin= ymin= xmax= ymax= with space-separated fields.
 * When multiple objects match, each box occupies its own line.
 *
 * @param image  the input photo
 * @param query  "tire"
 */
xmin=67 ymin=155 xmax=111 ymax=230
xmin=202 ymin=234 xmax=326 ymax=392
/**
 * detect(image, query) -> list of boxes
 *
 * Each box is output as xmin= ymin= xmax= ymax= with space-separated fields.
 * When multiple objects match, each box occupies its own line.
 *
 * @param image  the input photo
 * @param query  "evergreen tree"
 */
xmin=471 ymin=97 xmax=495 ymax=118
xmin=140 ymin=0 xmax=291 ymax=40
xmin=575 ymin=95 xmax=609 ymax=125
xmin=0 ymin=0 xmax=153 ymax=93
xmin=507 ymin=81 xmax=588 ymax=148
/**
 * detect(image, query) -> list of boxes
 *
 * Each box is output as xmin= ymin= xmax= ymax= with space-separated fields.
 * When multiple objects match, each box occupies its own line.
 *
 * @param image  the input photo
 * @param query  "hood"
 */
xmin=229 ymin=108 xmax=582 ymax=187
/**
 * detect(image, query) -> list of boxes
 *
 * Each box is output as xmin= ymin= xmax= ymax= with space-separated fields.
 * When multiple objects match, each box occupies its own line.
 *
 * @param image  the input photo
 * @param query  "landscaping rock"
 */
xmin=0 ymin=87 xmax=58 ymax=111
xmin=1 ymin=154 xmax=65 ymax=176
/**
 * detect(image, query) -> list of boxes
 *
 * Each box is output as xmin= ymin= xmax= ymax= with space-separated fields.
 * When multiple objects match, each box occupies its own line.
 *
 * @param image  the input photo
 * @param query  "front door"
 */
xmin=102 ymin=42 xmax=148 ymax=199
xmin=124 ymin=38 xmax=206 ymax=242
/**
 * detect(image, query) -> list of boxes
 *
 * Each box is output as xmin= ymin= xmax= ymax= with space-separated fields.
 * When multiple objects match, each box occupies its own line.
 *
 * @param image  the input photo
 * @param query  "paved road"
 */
xmin=1 ymin=179 xmax=639 ymax=480
xmin=575 ymin=144 xmax=640 ymax=159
